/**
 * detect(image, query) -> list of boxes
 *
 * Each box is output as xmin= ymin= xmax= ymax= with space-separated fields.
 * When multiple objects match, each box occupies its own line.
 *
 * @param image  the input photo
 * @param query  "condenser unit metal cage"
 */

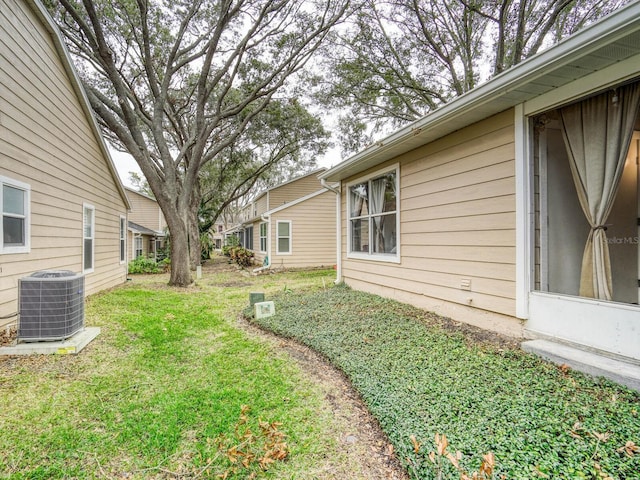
xmin=18 ymin=270 xmax=85 ymax=342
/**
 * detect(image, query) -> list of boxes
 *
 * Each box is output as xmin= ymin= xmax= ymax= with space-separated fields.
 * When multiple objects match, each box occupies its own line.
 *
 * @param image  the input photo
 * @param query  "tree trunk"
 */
xmin=188 ymin=184 xmax=202 ymax=270
xmin=170 ymin=225 xmax=192 ymax=286
xmin=188 ymin=211 xmax=201 ymax=270
xmin=162 ymin=205 xmax=193 ymax=286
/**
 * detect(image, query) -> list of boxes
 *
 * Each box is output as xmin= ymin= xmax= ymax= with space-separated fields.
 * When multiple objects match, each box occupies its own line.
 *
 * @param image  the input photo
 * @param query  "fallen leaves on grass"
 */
xmin=215 ymin=405 xmax=289 ymax=479
xmin=617 ymin=440 xmax=639 ymax=458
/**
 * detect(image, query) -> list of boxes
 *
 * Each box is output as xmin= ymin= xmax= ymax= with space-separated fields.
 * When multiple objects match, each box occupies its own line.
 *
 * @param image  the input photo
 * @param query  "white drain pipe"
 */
xmin=252 ymin=214 xmax=271 ymax=274
xmin=321 ymin=179 xmax=342 ymax=284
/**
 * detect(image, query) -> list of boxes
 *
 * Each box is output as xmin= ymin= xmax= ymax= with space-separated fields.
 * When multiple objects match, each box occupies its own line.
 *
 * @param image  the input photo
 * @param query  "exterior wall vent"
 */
xmin=18 ymin=271 xmax=85 ymax=342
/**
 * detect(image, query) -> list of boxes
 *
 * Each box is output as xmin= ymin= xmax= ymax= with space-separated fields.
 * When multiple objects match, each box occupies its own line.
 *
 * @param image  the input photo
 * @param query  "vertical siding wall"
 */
xmin=341 ymin=110 xmax=517 ymax=317
xmin=0 ymin=0 xmax=128 ymax=324
xmin=269 ymin=191 xmax=336 ymax=269
xmin=255 ymin=195 xmax=269 ymax=217
xmin=127 ymin=190 xmax=165 ymax=231
xmin=268 ymin=173 xmax=323 ymax=207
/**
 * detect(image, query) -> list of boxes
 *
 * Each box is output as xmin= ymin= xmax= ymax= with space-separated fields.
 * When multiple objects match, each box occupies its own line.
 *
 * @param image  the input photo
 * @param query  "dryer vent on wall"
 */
xmin=18 ymin=271 xmax=85 ymax=342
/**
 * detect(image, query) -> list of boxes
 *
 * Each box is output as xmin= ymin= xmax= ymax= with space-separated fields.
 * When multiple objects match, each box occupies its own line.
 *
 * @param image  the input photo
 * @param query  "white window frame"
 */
xmin=134 ymin=235 xmax=143 ymax=258
xmin=346 ymin=164 xmax=400 ymax=263
xmin=276 ymin=220 xmax=292 ymax=255
xmin=119 ymin=215 xmax=126 ymax=264
xmin=83 ymin=203 xmax=95 ymax=273
xmin=0 ymin=176 xmax=30 ymax=254
xmin=520 ymin=67 xmax=640 ymax=360
xmin=259 ymin=222 xmax=267 ymax=253
xmin=245 ymin=225 xmax=254 ymax=250
xmin=518 ymin=56 xmax=640 ymax=320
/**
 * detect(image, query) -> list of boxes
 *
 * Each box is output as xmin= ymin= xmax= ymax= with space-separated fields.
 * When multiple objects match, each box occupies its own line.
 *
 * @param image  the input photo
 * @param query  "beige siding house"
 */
xmin=125 ymin=187 xmax=166 ymax=261
xmin=0 ymin=0 xmax=131 ymax=328
xmin=231 ymin=169 xmax=337 ymax=269
xmin=320 ymin=2 xmax=640 ymax=373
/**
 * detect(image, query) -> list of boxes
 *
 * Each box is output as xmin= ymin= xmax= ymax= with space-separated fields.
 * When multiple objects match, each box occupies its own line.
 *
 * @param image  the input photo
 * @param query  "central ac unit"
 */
xmin=18 ymin=270 xmax=85 ymax=342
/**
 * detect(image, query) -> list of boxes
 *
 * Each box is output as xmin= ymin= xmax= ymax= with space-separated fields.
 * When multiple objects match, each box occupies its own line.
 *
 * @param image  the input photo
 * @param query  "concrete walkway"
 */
xmin=522 ymin=339 xmax=640 ymax=393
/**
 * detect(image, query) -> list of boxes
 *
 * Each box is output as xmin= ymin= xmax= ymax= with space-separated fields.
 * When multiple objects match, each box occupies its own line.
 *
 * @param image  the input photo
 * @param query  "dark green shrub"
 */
xmin=252 ymin=286 xmax=640 ymax=480
xmin=159 ymin=257 xmax=171 ymax=272
xmin=201 ymin=231 xmax=214 ymax=260
xmin=128 ymin=256 xmax=162 ymax=274
xmin=222 ymin=235 xmax=240 ymax=257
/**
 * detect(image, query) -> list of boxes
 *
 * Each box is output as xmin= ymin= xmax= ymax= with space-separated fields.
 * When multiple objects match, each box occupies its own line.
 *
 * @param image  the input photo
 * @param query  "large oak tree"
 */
xmin=47 ymin=0 xmax=348 ymax=286
xmin=318 ymin=0 xmax=630 ymax=153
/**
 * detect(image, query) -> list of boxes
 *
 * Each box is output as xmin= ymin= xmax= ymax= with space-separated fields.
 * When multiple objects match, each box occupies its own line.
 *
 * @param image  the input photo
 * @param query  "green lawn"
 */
xmin=0 ymin=266 xmax=347 ymax=479
xmin=252 ymin=284 xmax=640 ymax=480
xmin=3 ymin=265 xmax=638 ymax=479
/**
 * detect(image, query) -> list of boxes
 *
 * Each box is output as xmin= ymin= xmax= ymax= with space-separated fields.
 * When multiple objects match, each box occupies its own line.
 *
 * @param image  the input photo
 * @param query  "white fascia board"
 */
xmin=223 ymin=225 xmax=243 ymax=234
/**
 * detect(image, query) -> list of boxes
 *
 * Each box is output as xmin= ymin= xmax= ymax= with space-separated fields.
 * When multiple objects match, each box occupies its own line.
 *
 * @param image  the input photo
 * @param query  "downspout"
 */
xmin=321 ymin=179 xmax=342 ymax=284
xmin=252 ymin=214 xmax=271 ymax=274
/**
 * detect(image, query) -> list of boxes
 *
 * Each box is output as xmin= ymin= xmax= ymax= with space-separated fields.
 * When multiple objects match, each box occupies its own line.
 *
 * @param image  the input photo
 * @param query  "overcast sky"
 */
xmin=110 ymin=144 xmax=343 ymax=188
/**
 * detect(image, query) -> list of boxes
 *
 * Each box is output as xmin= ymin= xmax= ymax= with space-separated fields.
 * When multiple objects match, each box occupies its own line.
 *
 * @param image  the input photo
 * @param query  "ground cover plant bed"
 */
xmin=0 ymin=261 xmax=406 ymax=479
xmin=251 ymin=284 xmax=640 ymax=479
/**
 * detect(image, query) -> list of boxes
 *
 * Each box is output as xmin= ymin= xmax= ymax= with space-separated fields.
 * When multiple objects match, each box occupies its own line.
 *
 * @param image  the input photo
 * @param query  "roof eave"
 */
xmin=320 ymin=1 xmax=640 ymax=183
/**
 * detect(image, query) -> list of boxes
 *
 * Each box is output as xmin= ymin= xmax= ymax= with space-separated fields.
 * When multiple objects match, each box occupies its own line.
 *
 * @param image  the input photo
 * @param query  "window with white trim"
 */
xmin=259 ymin=222 xmax=267 ymax=252
xmin=348 ymin=167 xmax=399 ymax=260
xmin=245 ymin=226 xmax=254 ymax=250
xmin=83 ymin=204 xmax=95 ymax=272
xmin=1 ymin=177 xmax=30 ymax=254
xmin=276 ymin=221 xmax=291 ymax=254
xmin=134 ymin=236 xmax=143 ymax=258
xmin=119 ymin=216 xmax=126 ymax=263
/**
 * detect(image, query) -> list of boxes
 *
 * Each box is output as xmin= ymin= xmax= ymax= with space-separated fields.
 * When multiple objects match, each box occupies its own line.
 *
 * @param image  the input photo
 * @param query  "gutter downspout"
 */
xmin=321 ymin=179 xmax=342 ymax=284
xmin=252 ymin=214 xmax=271 ymax=274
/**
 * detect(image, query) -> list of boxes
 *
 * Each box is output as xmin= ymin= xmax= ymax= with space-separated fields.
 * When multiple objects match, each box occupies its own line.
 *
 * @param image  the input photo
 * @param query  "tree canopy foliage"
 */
xmin=317 ymin=0 xmax=631 ymax=153
xmin=47 ymin=0 xmax=348 ymax=285
xmin=198 ymin=97 xmax=329 ymax=225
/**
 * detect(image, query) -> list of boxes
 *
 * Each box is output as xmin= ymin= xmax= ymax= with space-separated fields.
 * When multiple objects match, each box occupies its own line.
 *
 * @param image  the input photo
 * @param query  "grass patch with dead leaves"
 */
xmin=0 ymin=266 xmax=351 ymax=479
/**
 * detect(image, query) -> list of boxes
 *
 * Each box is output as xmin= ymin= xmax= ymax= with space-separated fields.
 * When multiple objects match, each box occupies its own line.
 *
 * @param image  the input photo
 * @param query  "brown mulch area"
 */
xmin=0 ymin=325 xmax=16 ymax=347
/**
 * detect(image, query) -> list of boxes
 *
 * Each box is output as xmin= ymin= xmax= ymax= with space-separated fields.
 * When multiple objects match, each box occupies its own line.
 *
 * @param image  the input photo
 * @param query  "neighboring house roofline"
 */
xmin=240 ymin=215 xmax=262 ymax=226
xmin=25 ymin=0 xmax=131 ymax=211
xmin=320 ymin=0 xmax=640 ymax=183
xmin=124 ymin=186 xmax=157 ymax=202
xmin=237 ymin=187 xmax=332 ymax=227
xmin=252 ymin=167 xmax=327 ymax=203
xmin=263 ymin=188 xmax=332 ymax=216
xmin=128 ymin=221 xmax=163 ymax=236
xmin=223 ymin=225 xmax=242 ymax=235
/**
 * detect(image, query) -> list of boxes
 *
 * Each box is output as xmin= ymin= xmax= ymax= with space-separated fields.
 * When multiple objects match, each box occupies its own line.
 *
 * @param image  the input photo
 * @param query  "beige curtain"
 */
xmin=560 ymin=82 xmax=640 ymax=300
